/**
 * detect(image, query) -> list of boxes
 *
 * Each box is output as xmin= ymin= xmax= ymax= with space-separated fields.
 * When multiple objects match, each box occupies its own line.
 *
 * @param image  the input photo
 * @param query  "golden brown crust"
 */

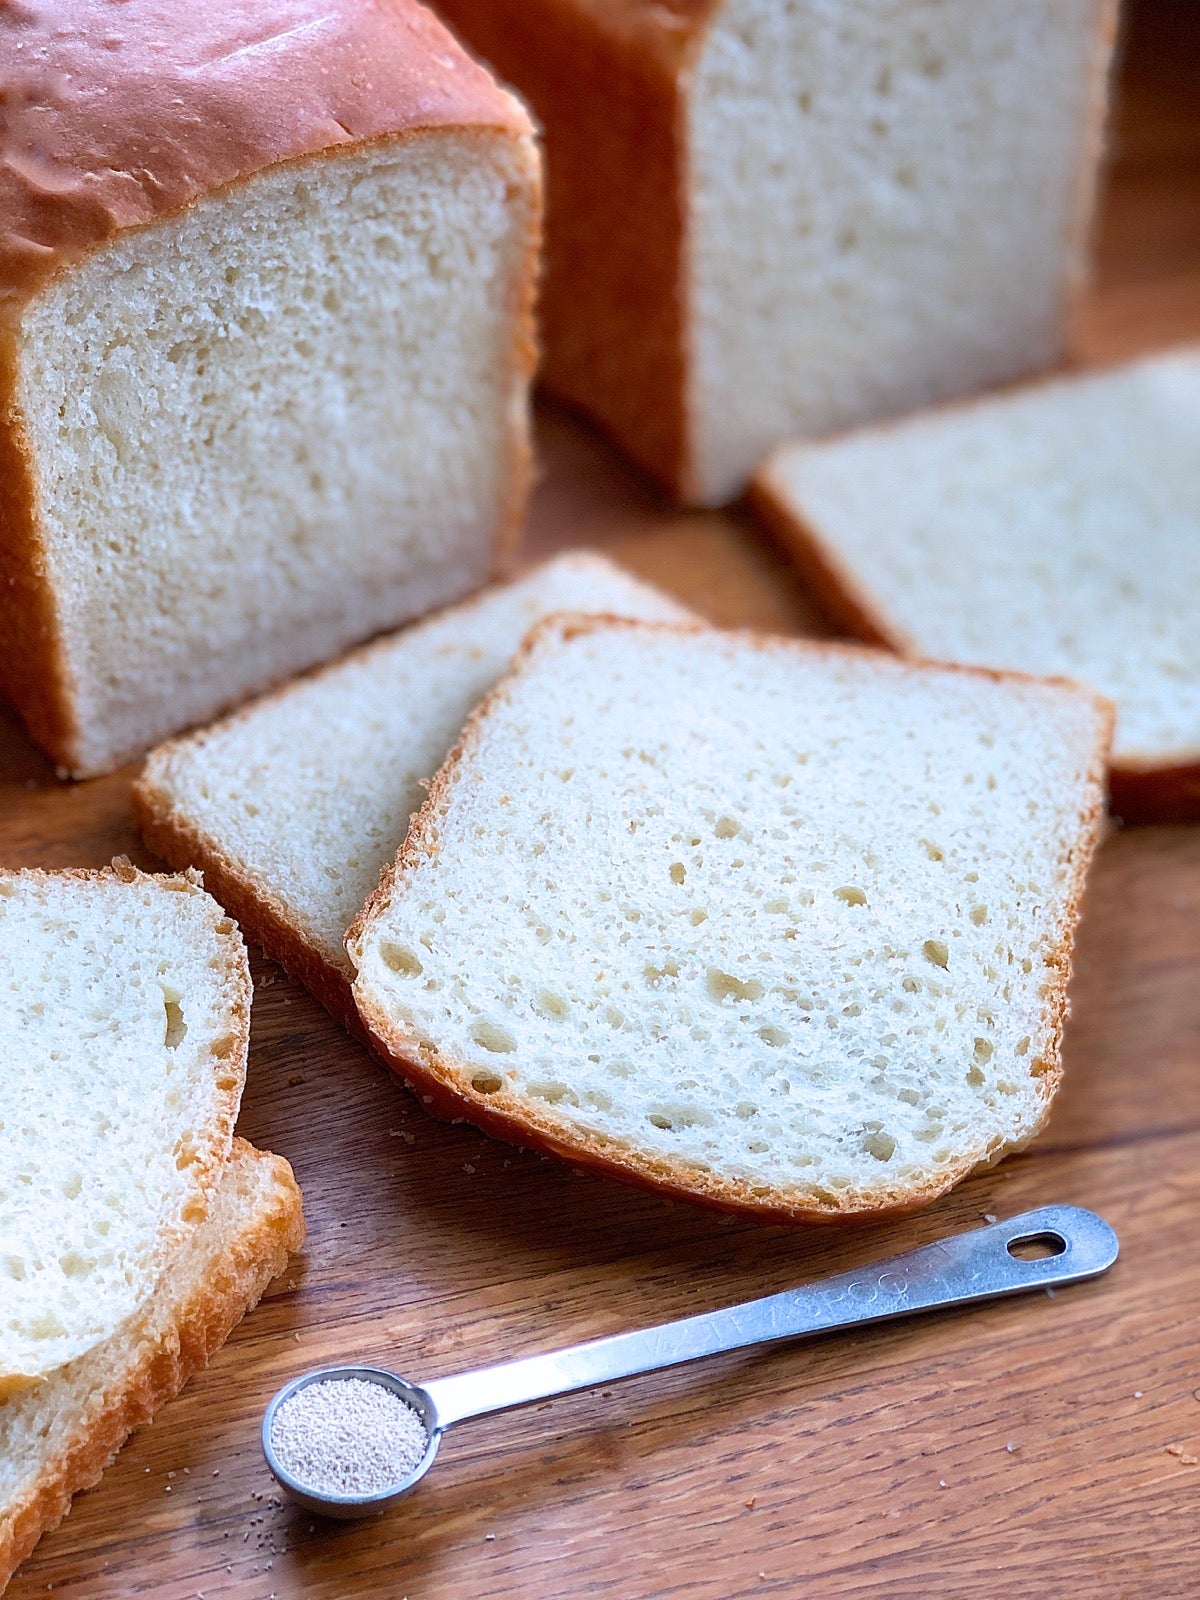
xmin=437 ymin=0 xmax=699 ymax=497
xmin=0 ymin=0 xmax=531 ymax=312
xmin=347 ymin=615 xmax=1114 ymax=1223
xmin=0 ymin=333 xmax=77 ymax=769
xmin=0 ymin=1141 xmax=304 ymax=1595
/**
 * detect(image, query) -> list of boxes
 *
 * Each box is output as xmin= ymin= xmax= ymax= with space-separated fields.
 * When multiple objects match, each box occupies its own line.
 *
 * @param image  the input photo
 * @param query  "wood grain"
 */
xmin=4 ymin=3 xmax=1200 ymax=1594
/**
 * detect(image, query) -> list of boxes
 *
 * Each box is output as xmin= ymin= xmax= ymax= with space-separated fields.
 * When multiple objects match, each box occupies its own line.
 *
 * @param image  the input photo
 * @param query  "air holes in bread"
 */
xmin=470 ymin=1071 xmax=504 ymax=1095
xmin=380 ymin=942 xmax=423 ymax=977
xmin=161 ymin=988 xmax=187 ymax=1049
xmin=922 ymin=939 xmax=949 ymax=969
xmin=470 ymin=1021 xmax=516 ymax=1054
xmin=707 ymin=969 xmax=763 ymax=1002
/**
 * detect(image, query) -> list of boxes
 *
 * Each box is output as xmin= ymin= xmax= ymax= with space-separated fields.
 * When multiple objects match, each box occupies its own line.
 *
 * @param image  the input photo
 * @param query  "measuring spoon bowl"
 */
xmin=262 ymin=1365 xmax=442 ymax=1518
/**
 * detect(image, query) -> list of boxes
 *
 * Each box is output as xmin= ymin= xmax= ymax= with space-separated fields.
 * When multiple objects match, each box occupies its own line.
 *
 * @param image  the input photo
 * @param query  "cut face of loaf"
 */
xmin=133 ymin=553 xmax=695 ymax=1026
xmin=0 ymin=865 xmax=249 ymax=1387
xmin=4 ymin=135 xmax=537 ymax=776
xmin=436 ymin=0 xmax=1116 ymax=505
xmin=751 ymin=345 xmax=1200 ymax=821
xmin=348 ymin=620 xmax=1112 ymax=1222
xmin=0 ymin=0 xmax=540 ymax=778
xmin=0 ymin=1139 xmax=304 ymax=1595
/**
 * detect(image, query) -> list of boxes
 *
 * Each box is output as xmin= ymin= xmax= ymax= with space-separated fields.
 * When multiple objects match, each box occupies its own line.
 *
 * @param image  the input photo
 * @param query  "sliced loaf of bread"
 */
xmin=0 ymin=1139 xmax=303 ymax=1595
xmin=436 ymin=0 xmax=1116 ymax=503
xmin=348 ymin=619 xmax=1111 ymax=1221
xmin=751 ymin=345 xmax=1200 ymax=821
xmin=134 ymin=554 xmax=694 ymax=1027
xmin=0 ymin=863 xmax=249 ymax=1387
xmin=0 ymin=0 xmax=540 ymax=776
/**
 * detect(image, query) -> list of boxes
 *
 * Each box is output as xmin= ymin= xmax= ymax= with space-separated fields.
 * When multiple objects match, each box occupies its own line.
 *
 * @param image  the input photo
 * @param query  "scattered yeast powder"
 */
xmin=270 ymin=1377 xmax=429 ymax=1497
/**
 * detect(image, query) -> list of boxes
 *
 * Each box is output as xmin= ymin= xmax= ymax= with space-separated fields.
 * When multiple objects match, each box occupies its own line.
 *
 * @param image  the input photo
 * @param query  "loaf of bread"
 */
xmin=134 ymin=553 xmax=694 ymax=1027
xmin=0 ymin=1140 xmax=303 ymax=1596
xmin=0 ymin=0 xmax=540 ymax=777
xmin=347 ymin=618 xmax=1112 ymax=1222
xmin=0 ymin=863 xmax=250 ymax=1387
xmin=751 ymin=345 xmax=1200 ymax=822
xmin=435 ymin=0 xmax=1116 ymax=506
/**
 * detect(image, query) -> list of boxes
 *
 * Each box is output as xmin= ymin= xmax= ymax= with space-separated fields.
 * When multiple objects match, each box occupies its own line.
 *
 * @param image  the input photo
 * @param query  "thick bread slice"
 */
xmin=0 ymin=1139 xmax=304 ymax=1596
xmin=750 ymin=346 xmax=1200 ymax=822
xmin=0 ymin=863 xmax=248 ymax=1387
xmin=133 ymin=554 xmax=694 ymax=1028
xmin=348 ymin=618 xmax=1112 ymax=1222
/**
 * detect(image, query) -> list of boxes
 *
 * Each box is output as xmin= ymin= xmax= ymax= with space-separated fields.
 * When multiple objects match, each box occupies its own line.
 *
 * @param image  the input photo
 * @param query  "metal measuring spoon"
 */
xmin=262 ymin=1204 xmax=1116 ymax=1518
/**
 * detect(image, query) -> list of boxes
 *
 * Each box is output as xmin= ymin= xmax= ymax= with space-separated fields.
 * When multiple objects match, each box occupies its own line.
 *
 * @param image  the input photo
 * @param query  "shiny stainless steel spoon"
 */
xmin=262 ymin=1204 xmax=1117 ymax=1518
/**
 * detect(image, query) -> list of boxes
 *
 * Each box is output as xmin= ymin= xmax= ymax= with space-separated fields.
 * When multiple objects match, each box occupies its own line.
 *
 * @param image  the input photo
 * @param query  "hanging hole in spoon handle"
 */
xmin=262 ymin=1204 xmax=1117 ymax=1518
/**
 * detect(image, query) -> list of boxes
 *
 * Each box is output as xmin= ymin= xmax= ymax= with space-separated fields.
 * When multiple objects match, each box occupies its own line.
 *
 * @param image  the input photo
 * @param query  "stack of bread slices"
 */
xmin=0 ymin=863 xmax=303 ymax=1591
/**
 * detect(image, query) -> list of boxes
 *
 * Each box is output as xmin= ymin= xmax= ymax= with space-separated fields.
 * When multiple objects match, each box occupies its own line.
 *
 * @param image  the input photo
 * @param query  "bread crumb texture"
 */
xmin=759 ymin=347 xmax=1200 ymax=765
xmin=140 ymin=554 xmax=691 ymax=976
xmin=0 ymin=868 xmax=246 ymax=1382
xmin=350 ymin=623 xmax=1109 ymax=1215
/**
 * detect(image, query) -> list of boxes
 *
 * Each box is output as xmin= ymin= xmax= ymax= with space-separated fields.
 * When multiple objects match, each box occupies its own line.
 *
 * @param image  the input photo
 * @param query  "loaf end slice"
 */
xmin=751 ymin=345 xmax=1200 ymax=822
xmin=134 ymin=553 xmax=695 ymax=1029
xmin=0 ymin=1140 xmax=304 ymax=1596
xmin=0 ymin=863 xmax=249 ymax=1386
xmin=348 ymin=619 xmax=1111 ymax=1222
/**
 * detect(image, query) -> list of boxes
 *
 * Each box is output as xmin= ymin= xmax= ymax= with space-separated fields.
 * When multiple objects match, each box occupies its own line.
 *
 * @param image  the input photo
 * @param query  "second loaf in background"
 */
xmin=133 ymin=554 xmax=694 ymax=1028
xmin=348 ymin=618 xmax=1112 ymax=1222
xmin=435 ymin=0 xmax=1117 ymax=505
xmin=0 ymin=0 xmax=541 ymax=777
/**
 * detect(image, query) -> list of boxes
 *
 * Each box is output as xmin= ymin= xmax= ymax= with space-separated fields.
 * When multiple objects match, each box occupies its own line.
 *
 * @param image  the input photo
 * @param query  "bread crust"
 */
xmin=0 ymin=1141 xmax=304 ymax=1596
xmin=0 ymin=0 xmax=531 ymax=312
xmin=435 ymin=0 xmax=712 ymax=499
xmin=347 ymin=616 xmax=1113 ymax=1224
xmin=0 ymin=0 xmax=541 ymax=777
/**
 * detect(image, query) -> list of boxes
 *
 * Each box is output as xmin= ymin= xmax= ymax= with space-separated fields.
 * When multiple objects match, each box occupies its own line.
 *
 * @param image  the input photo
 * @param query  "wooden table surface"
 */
xmin=5 ymin=5 xmax=1200 ymax=1596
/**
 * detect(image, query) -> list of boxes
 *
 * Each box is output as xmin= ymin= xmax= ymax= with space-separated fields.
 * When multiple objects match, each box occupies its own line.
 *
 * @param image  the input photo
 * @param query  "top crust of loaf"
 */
xmin=0 ymin=0 xmax=533 ymax=311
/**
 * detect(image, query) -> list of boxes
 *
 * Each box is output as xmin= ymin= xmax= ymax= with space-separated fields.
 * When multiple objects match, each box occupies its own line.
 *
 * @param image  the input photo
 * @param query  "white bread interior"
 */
xmin=753 ymin=346 xmax=1200 ymax=770
xmin=686 ymin=0 xmax=1116 ymax=504
xmin=0 ymin=1140 xmax=303 ymax=1596
xmin=16 ymin=133 xmax=537 ymax=776
xmin=348 ymin=619 xmax=1112 ymax=1220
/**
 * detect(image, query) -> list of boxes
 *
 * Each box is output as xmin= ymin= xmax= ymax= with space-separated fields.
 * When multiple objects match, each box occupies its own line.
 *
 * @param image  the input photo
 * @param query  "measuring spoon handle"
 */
xmin=423 ymin=1205 xmax=1117 ymax=1429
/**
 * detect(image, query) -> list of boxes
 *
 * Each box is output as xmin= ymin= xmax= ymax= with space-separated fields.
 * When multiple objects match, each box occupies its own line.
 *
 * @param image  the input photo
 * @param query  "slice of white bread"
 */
xmin=133 ymin=554 xmax=695 ymax=1028
xmin=347 ymin=618 xmax=1112 ymax=1222
xmin=0 ymin=1139 xmax=304 ymax=1596
xmin=750 ymin=345 xmax=1200 ymax=823
xmin=0 ymin=0 xmax=540 ymax=777
xmin=0 ymin=864 xmax=249 ymax=1388
xmin=435 ymin=0 xmax=1116 ymax=504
